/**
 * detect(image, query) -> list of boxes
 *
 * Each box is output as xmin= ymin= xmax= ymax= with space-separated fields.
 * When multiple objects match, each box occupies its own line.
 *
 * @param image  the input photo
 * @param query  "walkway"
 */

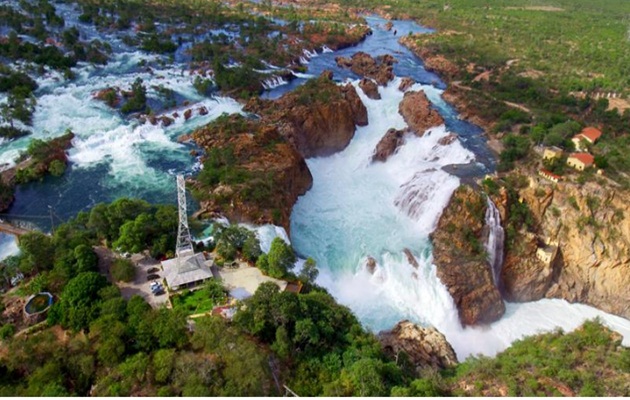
xmin=0 ymin=221 xmax=31 ymax=237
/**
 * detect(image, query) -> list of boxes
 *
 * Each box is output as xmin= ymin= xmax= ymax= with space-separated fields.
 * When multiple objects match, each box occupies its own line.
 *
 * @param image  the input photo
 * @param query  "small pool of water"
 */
xmin=24 ymin=293 xmax=53 ymax=314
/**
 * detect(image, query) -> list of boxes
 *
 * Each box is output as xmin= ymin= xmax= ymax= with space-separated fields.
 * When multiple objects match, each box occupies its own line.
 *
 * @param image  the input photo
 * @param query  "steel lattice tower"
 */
xmin=176 ymin=175 xmax=194 ymax=257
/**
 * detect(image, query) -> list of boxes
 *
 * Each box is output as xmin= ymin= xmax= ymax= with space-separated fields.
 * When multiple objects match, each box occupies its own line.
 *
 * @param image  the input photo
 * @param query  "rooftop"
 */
xmin=162 ymin=252 xmax=214 ymax=289
xmin=568 ymin=152 xmax=595 ymax=165
xmin=574 ymin=127 xmax=602 ymax=143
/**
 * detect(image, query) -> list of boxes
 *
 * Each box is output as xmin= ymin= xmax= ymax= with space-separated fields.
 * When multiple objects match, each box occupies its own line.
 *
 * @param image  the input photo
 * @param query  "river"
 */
xmin=1 ymin=6 xmax=629 ymax=360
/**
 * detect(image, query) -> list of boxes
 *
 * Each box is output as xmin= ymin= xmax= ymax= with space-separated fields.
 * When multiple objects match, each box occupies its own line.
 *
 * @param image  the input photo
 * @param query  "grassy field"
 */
xmin=339 ymin=0 xmax=630 ymax=93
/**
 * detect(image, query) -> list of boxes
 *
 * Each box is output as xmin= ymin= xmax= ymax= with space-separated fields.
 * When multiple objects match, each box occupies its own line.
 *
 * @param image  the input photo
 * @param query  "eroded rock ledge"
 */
xmin=431 ymin=185 xmax=505 ymax=326
xmin=371 ymin=89 xmax=445 ymax=162
xmin=398 ymin=90 xmax=444 ymax=136
xmin=498 ymin=176 xmax=630 ymax=319
xmin=335 ymin=51 xmax=397 ymax=85
xmin=191 ymin=72 xmax=368 ymax=232
xmin=379 ymin=320 xmax=458 ymax=371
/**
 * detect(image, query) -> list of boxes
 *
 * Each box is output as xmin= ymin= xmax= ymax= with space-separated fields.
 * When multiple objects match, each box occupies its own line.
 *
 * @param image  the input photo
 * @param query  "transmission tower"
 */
xmin=176 ymin=175 xmax=194 ymax=257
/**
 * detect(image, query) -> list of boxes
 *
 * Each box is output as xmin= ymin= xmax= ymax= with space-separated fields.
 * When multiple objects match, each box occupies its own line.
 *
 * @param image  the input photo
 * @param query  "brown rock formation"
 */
xmin=335 ymin=51 xmax=397 ymax=85
xmin=501 ymin=177 xmax=630 ymax=319
xmin=438 ymin=134 xmax=458 ymax=146
xmin=93 ymin=87 xmax=120 ymax=107
xmin=372 ymin=128 xmax=406 ymax=162
xmin=379 ymin=320 xmax=458 ymax=370
xmin=403 ymin=248 xmax=419 ymax=268
xmin=366 ymin=256 xmax=377 ymax=274
xmin=359 ymin=78 xmax=381 ymax=99
xmin=184 ymin=109 xmax=193 ymax=121
xmin=399 ymin=90 xmax=444 ymax=136
xmin=431 ymin=186 xmax=505 ymax=326
xmin=398 ymin=35 xmax=459 ymax=81
xmin=398 ymin=77 xmax=415 ymax=92
xmin=190 ymin=115 xmax=312 ymax=233
xmin=245 ymin=72 xmax=367 ymax=158
xmin=442 ymin=86 xmax=494 ymax=130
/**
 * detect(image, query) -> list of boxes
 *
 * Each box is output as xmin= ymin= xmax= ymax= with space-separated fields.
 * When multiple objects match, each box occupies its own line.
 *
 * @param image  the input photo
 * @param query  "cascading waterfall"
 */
xmin=290 ymin=78 xmax=630 ymax=360
xmin=262 ymin=76 xmax=289 ymax=90
xmin=484 ymin=197 xmax=505 ymax=288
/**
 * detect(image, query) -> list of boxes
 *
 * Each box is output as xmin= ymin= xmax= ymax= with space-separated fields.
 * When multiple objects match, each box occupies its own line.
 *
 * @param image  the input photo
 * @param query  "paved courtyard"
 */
xmin=217 ymin=261 xmax=287 ymax=300
xmin=95 ymin=247 xmax=169 ymax=309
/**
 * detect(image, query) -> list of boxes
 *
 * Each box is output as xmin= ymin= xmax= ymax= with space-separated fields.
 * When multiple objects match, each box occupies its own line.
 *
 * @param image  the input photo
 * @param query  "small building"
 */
xmin=536 ymin=239 xmax=559 ymax=266
xmin=162 ymin=251 xmax=215 ymax=291
xmin=567 ymin=153 xmax=594 ymax=171
xmin=543 ymin=146 xmax=563 ymax=160
xmin=538 ymin=169 xmax=561 ymax=183
xmin=284 ymin=281 xmax=304 ymax=294
xmin=572 ymin=127 xmax=602 ymax=151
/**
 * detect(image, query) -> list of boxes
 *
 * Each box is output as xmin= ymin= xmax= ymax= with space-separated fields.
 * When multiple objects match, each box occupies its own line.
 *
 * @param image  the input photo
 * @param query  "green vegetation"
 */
xmin=110 ymin=258 xmax=135 ymax=283
xmin=120 ymin=78 xmax=147 ymax=114
xmin=449 ymin=320 xmax=630 ymax=396
xmin=1 ymin=198 xmax=629 ymax=396
xmin=171 ymin=280 xmax=227 ymax=315
xmin=14 ymin=132 xmax=73 ymax=184
xmin=213 ymin=224 xmax=262 ymax=263
xmin=256 ymin=237 xmax=296 ymax=279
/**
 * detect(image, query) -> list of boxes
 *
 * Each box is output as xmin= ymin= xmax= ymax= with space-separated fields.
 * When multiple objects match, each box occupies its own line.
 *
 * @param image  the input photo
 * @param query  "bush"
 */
xmin=111 ymin=259 xmax=136 ymax=282
xmin=0 ymin=324 xmax=16 ymax=340
xmin=48 ymin=160 xmax=66 ymax=177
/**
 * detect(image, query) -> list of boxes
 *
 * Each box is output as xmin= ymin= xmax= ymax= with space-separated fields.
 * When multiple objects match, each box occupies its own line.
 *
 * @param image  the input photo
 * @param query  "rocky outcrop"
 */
xmin=438 ymin=133 xmax=458 ymax=146
xmin=398 ymin=35 xmax=459 ymax=81
xmin=398 ymin=77 xmax=415 ymax=92
xmin=399 ymin=90 xmax=444 ymax=136
xmin=431 ymin=186 xmax=505 ymax=326
xmin=372 ymin=128 xmax=406 ymax=162
xmin=379 ymin=320 xmax=457 ymax=371
xmin=442 ymin=85 xmax=494 ymax=130
xmin=501 ymin=177 xmax=630 ymax=319
xmin=191 ymin=116 xmax=312 ymax=233
xmin=359 ymin=78 xmax=381 ymax=99
xmin=245 ymin=72 xmax=367 ymax=158
xmin=366 ymin=256 xmax=377 ymax=274
xmin=335 ymin=52 xmax=397 ymax=85
xmin=93 ymin=87 xmax=120 ymax=107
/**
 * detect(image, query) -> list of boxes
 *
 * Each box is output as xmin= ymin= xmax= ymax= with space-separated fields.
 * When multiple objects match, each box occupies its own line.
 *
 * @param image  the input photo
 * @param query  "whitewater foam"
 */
xmin=290 ymin=77 xmax=630 ymax=361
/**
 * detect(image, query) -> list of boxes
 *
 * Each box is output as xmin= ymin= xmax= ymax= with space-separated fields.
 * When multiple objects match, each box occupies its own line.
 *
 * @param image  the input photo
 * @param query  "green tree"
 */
xmin=266 ymin=237 xmax=296 ymax=279
xmin=48 ymin=159 xmax=66 ymax=177
xmin=74 ymin=244 xmax=98 ymax=274
xmin=299 ymin=257 xmax=319 ymax=284
xmin=153 ymin=348 xmax=176 ymax=383
xmin=47 ymin=272 xmax=108 ymax=331
xmin=18 ymin=231 xmax=55 ymax=273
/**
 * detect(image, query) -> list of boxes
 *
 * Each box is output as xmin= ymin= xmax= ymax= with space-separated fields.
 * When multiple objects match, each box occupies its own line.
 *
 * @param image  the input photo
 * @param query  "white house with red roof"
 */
xmin=572 ymin=127 xmax=602 ymax=151
xmin=567 ymin=152 xmax=595 ymax=171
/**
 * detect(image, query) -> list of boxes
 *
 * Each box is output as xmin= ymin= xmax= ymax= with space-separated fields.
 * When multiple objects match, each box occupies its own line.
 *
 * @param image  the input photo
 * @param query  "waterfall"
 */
xmin=484 ymin=197 xmax=505 ymax=288
xmin=262 ymin=76 xmax=288 ymax=90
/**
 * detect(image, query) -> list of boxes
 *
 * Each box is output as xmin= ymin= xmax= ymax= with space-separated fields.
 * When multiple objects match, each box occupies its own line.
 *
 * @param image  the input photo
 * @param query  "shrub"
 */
xmin=48 ymin=160 xmax=66 ymax=177
xmin=111 ymin=259 xmax=135 ymax=282
xmin=0 ymin=324 xmax=16 ymax=340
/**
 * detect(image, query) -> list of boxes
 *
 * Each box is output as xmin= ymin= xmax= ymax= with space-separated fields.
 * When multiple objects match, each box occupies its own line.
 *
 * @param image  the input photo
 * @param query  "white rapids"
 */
xmin=287 ymin=77 xmax=630 ymax=361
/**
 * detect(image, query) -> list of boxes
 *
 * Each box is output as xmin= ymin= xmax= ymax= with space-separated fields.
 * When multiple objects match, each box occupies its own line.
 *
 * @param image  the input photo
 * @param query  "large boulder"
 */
xmin=399 ymin=90 xmax=444 ymax=136
xmin=359 ymin=78 xmax=381 ymax=99
xmin=379 ymin=320 xmax=458 ymax=371
xmin=398 ymin=77 xmax=415 ymax=92
xmin=431 ymin=185 xmax=505 ymax=326
xmin=372 ymin=128 xmax=406 ymax=162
